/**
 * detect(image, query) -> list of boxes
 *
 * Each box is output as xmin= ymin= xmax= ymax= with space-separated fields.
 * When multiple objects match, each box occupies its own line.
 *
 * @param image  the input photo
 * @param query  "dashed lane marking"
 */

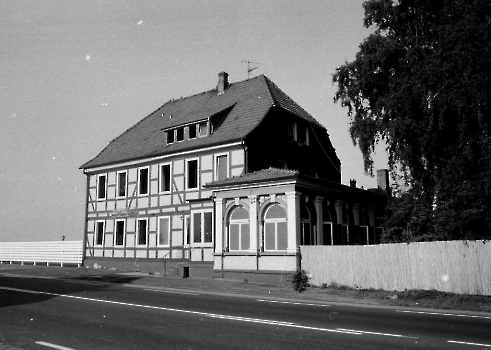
xmin=396 ymin=310 xmax=491 ymax=320
xmin=448 ymin=340 xmax=491 ymax=347
xmin=36 ymin=341 xmax=76 ymax=350
xmin=3 ymin=286 xmax=416 ymax=339
xmin=257 ymin=299 xmax=330 ymax=307
xmin=143 ymin=288 xmax=200 ymax=296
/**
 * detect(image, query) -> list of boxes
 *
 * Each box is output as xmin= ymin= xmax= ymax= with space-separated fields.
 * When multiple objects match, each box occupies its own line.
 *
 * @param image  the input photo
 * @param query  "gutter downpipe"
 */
xmin=241 ymin=139 xmax=248 ymax=174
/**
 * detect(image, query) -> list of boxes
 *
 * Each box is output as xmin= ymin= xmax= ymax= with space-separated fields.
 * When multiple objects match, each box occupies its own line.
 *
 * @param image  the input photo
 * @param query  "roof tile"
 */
xmin=81 ymin=75 xmax=325 ymax=169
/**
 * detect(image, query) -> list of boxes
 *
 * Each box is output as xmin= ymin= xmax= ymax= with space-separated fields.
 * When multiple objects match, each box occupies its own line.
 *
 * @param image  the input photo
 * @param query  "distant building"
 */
xmin=80 ymin=72 xmax=386 ymax=282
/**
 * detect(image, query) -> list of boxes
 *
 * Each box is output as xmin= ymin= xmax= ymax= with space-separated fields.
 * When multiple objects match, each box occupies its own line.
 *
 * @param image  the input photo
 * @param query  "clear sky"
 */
xmin=1 ymin=0 xmax=387 ymax=242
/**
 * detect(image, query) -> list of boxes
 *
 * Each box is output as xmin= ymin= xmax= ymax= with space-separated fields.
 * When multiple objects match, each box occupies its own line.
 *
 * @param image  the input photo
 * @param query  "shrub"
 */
xmin=292 ymin=269 xmax=310 ymax=292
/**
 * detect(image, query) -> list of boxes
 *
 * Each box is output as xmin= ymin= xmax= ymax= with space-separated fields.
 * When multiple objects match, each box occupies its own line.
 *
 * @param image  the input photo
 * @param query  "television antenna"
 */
xmin=241 ymin=60 xmax=262 ymax=78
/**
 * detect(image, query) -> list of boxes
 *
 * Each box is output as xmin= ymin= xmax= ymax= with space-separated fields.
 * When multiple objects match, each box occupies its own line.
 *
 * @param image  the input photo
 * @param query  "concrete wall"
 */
xmin=301 ymin=241 xmax=491 ymax=295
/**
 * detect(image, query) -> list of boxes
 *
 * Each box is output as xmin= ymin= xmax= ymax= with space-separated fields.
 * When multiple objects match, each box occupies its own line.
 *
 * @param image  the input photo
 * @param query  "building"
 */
xmin=80 ymin=72 xmax=386 ymax=282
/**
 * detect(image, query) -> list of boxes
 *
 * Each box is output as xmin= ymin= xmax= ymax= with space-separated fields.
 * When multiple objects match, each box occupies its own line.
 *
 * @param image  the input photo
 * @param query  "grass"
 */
xmin=312 ymin=282 xmax=491 ymax=313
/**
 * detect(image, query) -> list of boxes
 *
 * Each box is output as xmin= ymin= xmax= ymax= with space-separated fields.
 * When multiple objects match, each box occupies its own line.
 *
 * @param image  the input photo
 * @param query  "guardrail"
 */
xmin=0 ymin=241 xmax=83 ymax=267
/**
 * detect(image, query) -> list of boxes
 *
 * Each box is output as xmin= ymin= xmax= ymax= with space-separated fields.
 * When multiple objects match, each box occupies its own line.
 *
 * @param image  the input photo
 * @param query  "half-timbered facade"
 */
xmin=80 ymin=72 xmax=386 ymax=281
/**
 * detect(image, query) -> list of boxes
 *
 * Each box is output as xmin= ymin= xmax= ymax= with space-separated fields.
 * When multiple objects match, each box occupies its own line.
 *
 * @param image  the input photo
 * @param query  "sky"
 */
xmin=1 ymin=0 xmax=387 ymax=242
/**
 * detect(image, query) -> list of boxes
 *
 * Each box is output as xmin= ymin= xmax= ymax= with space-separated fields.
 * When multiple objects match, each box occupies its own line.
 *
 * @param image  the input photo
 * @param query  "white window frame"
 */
xmin=97 ymin=174 xmax=107 ymax=200
xmin=116 ymin=171 xmax=127 ymax=198
xmin=176 ymin=127 xmax=184 ymax=142
xmin=157 ymin=216 xmax=171 ymax=247
xmin=167 ymin=130 xmax=175 ymax=144
xmin=191 ymin=210 xmax=213 ymax=246
xmin=159 ymin=162 xmax=172 ymax=193
xmin=186 ymin=158 xmax=199 ymax=190
xmin=304 ymin=126 xmax=310 ymax=146
xmin=214 ymin=153 xmax=229 ymax=181
xmin=263 ymin=204 xmax=288 ymax=252
xmin=114 ymin=219 xmax=125 ymax=246
xmin=227 ymin=207 xmax=250 ymax=252
xmin=95 ymin=220 xmax=105 ymax=246
xmin=137 ymin=218 xmax=148 ymax=246
xmin=188 ymin=125 xmax=197 ymax=140
xmin=292 ymin=122 xmax=298 ymax=141
xmin=138 ymin=167 xmax=149 ymax=196
xmin=198 ymin=121 xmax=208 ymax=137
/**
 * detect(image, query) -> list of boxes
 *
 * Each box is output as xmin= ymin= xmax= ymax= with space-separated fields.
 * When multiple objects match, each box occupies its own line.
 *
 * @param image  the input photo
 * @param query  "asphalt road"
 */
xmin=1 ymin=274 xmax=490 ymax=349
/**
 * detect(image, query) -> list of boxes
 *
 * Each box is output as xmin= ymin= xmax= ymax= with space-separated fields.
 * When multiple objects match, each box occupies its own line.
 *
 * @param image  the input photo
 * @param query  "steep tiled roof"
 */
xmin=205 ymin=168 xmax=299 ymax=188
xmin=81 ymin=75 xmax=325 ymax=169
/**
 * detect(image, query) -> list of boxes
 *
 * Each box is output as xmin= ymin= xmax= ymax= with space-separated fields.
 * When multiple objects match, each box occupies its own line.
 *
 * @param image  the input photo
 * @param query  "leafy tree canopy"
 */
xmin=333 ymin=0 xmax=491 ymax=240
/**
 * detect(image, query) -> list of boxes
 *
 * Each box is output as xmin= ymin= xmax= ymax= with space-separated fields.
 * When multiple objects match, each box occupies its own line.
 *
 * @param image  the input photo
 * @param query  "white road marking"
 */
xmin=143 ymin=288 xmax=200 ymax=296
xmin=337 ymin=328 xmax=418 ymax=339
xmin=257 ymin=299 xmax=330 ymax=307
xmin=448 ymin=340 xmax=491 ymax=347
xmin=5 ymin=286 xmax=415 ymax=339
xmin=35 ymin=341 xmax=76 ymax=350
xmin=396 ymin=310 xmax=491 ymax=320
xmin=0 ymin=286 xmax=41 ymax=294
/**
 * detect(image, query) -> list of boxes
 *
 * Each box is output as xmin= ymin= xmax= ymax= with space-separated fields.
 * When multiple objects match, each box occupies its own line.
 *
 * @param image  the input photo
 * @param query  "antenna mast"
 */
xmin=241 ymin=60 xmax=262 ymax=79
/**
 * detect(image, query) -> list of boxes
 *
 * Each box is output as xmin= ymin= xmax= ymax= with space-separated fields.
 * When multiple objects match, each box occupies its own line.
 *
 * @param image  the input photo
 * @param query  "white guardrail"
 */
xmin=0 ymin=241 xmax=83 ymax=267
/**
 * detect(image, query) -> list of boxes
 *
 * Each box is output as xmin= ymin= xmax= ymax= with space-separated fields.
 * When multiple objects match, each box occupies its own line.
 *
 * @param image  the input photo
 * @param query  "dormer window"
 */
xmin=167 ymin=130 xmax=175 ymax=144
xmin=289 ymin=122 xmax=309 ymax=146
xmin=189 ymin=125 xmax=197 ymax=139
xmin=176 ymin=128 xmax=184 ymax=142
xmin=198 ymin=122 xmax=208 ymax=137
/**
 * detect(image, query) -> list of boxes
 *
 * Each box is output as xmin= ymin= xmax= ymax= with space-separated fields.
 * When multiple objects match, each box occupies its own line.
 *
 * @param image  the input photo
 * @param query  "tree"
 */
xmin=333 ymin=0 xmax=491 ymax=240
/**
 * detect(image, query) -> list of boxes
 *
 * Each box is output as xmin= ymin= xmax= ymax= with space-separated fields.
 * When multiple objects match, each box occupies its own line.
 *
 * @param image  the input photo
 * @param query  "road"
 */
xmin=0 ymin=274 xmax=490 ymax=349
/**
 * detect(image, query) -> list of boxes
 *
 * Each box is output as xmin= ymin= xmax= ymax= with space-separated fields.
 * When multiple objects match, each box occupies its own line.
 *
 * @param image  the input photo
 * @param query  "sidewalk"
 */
xmin=0 ymin=263 xmax=384 ymax=308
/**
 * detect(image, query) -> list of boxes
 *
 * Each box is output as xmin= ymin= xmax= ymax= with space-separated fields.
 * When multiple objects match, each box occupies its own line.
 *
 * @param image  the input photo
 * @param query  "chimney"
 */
xmin=349 ymin=179 xmax=357 ymax=188
xmin=377 ymin=169 xmax=390 ymax=192
xmin=217 ymin=72 xmax=229 ymax=94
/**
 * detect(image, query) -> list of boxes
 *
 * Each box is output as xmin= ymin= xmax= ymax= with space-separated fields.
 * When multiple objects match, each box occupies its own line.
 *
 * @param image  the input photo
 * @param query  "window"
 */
xmin=187 ymin=159 xmax=198 ymax=189
xmin=115 ymin=220 xmax=125 ymax=246
xmin=297 ymin=124 xmax=306 ymax=144
xmin=198 ymin=122 xmax=208 ymax=137
xmin=117 ymin=171 xmax=127 ymax=197
xmin=97 ymin=174 xmax=106 ymax=199
xmin=215 ymin=154 xmax=228 ymax=181
xmin=300 ymin=205 xmax=314 ymax=245
xmin=138 ymin=219 xmax=147 ymax=245
xmin=263 ymin=204 xmax=287 ymax=251
xmin=160 ymin=163 xmax=171 ymax=193
xmin=139 ymin=167 xmax=149 ymax=195
xmin=158 ymin=217 xmax=170 ymax=246
xmin=291 ymin=123 xmax=298 ymax=141
xmin=95 ymin=221 xmax=105 ymax=246
xmin=167 ymin=130 xmax=175 ymax=144
xmin=176 ymin=128 xmax=184 ymax=142
xmin=228 ymin=206 xmax=249 ymax=251
xmin=188 ymin=125 xmax=197 ymax=139
xmin=192 ymin=211 xmax=213 ymax=244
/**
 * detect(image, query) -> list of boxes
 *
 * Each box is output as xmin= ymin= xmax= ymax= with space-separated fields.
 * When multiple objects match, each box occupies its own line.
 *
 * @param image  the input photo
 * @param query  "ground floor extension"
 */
xmin=84 ymin=169 xmax=386 ymax=283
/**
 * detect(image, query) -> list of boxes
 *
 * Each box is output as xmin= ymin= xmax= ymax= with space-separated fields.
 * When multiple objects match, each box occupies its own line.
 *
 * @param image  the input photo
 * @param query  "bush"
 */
xmin=292 ymin=269 xmax=310 ymax=292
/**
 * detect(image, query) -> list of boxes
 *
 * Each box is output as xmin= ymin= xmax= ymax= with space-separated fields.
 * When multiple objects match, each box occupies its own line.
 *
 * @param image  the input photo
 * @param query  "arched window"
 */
xmin=323 ymin=202 xmax=333 ymax=246
xmin=300 ymin=205 xmax=314 ymax=245
xmin=228 ymin=206 xmax=250 ymax=251
xmin=263 ymin=203 xmax=287 ymax=251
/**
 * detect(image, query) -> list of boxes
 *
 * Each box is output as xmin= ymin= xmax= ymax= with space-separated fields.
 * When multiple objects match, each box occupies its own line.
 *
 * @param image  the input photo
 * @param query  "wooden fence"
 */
xmin=0 ymin=241 xmax=83 ymax=267
xmin=301 ymin=240 xmax=491 ymax=295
